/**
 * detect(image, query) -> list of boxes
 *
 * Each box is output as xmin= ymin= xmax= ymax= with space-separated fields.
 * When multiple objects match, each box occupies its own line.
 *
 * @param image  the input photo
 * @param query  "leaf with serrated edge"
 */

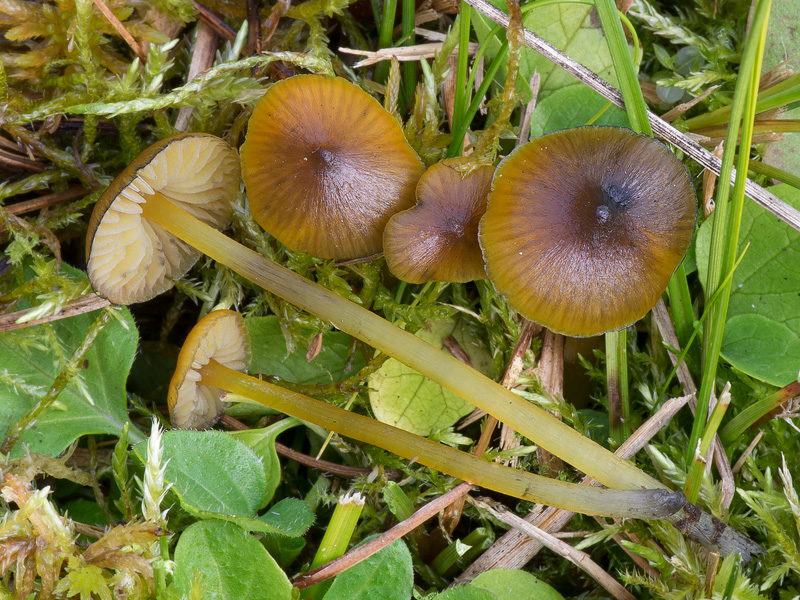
xmin=132 ymin=430 xmax=267 ymax=517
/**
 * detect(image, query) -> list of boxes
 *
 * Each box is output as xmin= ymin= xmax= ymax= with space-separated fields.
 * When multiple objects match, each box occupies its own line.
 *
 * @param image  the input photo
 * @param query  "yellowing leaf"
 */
xmin=368 ymin=320 xmax=492 ymax=436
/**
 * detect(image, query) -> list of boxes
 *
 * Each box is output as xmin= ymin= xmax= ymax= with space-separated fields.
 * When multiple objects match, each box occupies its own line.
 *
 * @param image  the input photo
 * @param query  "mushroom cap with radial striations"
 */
xmin=86 ymin=134 xmax=240 ymax=305
xmin=479 ymin=126 xmax=697 ymax=337
xmin=168 ymin=309 xmax=251 ymax=429
xmin=383 ymin=160 xmax=493 ymax=284
xmin=240 ymin=74 xmax=426 ymax=260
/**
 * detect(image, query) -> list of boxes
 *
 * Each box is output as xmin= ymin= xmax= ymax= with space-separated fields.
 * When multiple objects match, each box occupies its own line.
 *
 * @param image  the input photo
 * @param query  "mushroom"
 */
xmin=169 ymin=309 xmax=250 ymax=429
xmin=86 ymin=133 xmax=240 ymax=304
xmin=383 ymin=160 xmax=493 ymax=283
xmin=240 ymin=75 xmax=426 ymax=259
xmin=479 ymin=126 xmax=697 ymax=337
xmin=169 ymin=309 xmax=685 ymax=519
xmin=85 ymin=131 xmax=678 ymax=504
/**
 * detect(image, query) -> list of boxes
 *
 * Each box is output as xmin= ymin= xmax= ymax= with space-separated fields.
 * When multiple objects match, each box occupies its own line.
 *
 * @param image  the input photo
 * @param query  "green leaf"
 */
xmin=173 ymin=520 xmax=293 ymax=600
xmin=230 ymin=418 xmax=302 ymax=506
xmin=696 ymin=184 xmax=800 ymax=385
xmin=368 ymin=320 xmax=492 ymax=436
xmin=472 ymin=2 xmax=620 ymax=102
xmin=717 ymin=315 xmax=800 ymax=384
xmin=261 ymin=533 xmax=306 ymax=570
xmin=425 ymin=587 xmax=496 ymax=600
xmin=246 ymin=316 xmax=364 ymax=384
xmin=258 ymin=498 xmax=315 ymax=537
xmin=762 ymin=0 xmax=800 ymax=183
xmin=529 ymin=85 xmax=629 ymax=138
xmin=133 ymin=430 xmax=267 ymax=518
xmin=0 ymin=302 xmax=141 ymax=458
xmin=470 ymin=569 xmax=565 ymax=600
xmin=322 ymin=539 xmax=412 ymax=600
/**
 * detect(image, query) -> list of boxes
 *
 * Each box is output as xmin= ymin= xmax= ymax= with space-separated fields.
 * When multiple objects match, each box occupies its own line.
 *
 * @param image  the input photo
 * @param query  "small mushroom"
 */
xmin=479 ymin=126 xmax=697 ymax=337
xmin=169 ymin=310 xmax=685 ymax=519
xmin=383 ymin=161 xmax=493 ymax=283
xmin=168 ymin=309 xmax=250 ymax=429
xmin=240 ymin=75 xmax=425 ymax=259
xmin=86 ymin=133 xmax=240 ymax=304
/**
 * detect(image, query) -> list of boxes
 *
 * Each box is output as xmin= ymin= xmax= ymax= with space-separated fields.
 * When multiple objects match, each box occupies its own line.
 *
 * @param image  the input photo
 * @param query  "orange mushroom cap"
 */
xmin=240 ymin=75 xmax=425 ymax=260
xmin=383 ymin=161 xmax=493 ymax=283
xmin=479 ymin=126 xmax=697 ymax=337
xmin=168 ymin=309 xmax=251 ymax=429
xmin=86 ymin=134 xmax=240 ymax=305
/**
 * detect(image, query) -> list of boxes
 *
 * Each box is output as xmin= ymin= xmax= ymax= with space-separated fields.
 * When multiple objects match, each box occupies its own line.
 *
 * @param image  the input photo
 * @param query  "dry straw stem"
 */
xmin=469 ymin=496 xmax=637 ymax=600
xmin=175 ymin=22 xmax=219 ymax=132
xmin=2 ymin=187 xmax=89 ymax=218
xmin=340 ymin=42 xmax=478 ymax=67
xmin=0 ymin=295 xmax=111 ymax=333
xmin=91 ymin=0 xmax=145 ymax=62
xmin=463 ymin=0 xmax=800 ymax=233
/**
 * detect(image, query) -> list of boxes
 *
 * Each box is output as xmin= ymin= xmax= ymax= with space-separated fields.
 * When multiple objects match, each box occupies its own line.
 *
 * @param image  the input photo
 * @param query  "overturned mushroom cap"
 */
xmin=383 ymin=161 xmax=493 ymax=283
xmin=168 ymin=309 xmax=250 ymax=429
xmin=479 ymin=126 xmax=697 ymax=337
xmin=86 ymin=134 xmax=240 ymax=305
xmin=240 ymin=75 xmax=425 ymax=259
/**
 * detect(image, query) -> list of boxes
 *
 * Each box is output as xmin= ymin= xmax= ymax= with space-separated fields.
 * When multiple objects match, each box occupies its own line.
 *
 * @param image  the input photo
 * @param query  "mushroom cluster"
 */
xmin=479 ymin=126 xmax=697 ymax=337
xmin=84 ymin=80 xmax=691 ymax=506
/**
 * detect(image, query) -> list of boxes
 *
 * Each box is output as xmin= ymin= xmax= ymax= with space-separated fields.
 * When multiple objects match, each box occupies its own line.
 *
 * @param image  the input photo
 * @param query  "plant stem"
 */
xmin=139 ymin=195 xmax=667 ymax=493
xmin=374 ymin=0 xmax=398 ymax=84
xmin=689 ymin=0 xmax=771 ymax=496
xmin=451 ymin=6 xmax=472 ymax=136
xmin=684 ymin=383 xmax=732 ymax=501
xmin=720 ymin=380 xmax=800 ymax=445
xmin=401 ymin=0 xmax=416 ymax=105
xmin=606 ymin=330 xmax=629 ymax=446
xmin=199 ymin=358 xmax=683 ymax=518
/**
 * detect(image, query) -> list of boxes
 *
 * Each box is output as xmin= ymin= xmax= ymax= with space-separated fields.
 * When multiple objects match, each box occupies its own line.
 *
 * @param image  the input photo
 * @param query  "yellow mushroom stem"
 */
xmin=139 ymin=193 xmax=664 ymax=494
xmin=197 ymin=357 xmax=683 ymax=519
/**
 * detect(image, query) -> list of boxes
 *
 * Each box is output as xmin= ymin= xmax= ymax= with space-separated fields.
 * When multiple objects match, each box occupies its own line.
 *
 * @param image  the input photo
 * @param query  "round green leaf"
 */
xmin=173 ymin=520 xmax=292 ymax=600
xmin=323 ymin=539 xmax=412 ymax=600
xmin=135 ymin=430 xmax=267 ymax=517
xmin=697 ymin=184 xmax=800 ymax=385
xmin=471 ymin=569 xmax=565 ymax=600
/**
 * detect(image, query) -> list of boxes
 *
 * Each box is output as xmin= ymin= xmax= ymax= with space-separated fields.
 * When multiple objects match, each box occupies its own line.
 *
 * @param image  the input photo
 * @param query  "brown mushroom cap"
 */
xmin=168 ymin=309 xmax=251 ymax=429
xmin=86 ymin=133 xmax=240 ymax=305
xmin=383 ymin=161 xmax=493 ymax=283
xmin=240 ymin=75 xmax=425 ymax=259
xmin=479 ymin=126 xmax=697 ymax=337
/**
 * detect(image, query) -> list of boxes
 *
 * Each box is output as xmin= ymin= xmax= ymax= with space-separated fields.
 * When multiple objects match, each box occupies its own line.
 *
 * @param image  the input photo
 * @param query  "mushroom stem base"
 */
xmin=199 ymin=358 xmax=684 ymax=520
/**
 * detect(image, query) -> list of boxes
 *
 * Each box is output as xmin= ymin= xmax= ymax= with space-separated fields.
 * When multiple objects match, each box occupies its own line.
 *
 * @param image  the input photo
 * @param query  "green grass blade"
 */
xmin=687 ymin=0 xmax=772 ymax=498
